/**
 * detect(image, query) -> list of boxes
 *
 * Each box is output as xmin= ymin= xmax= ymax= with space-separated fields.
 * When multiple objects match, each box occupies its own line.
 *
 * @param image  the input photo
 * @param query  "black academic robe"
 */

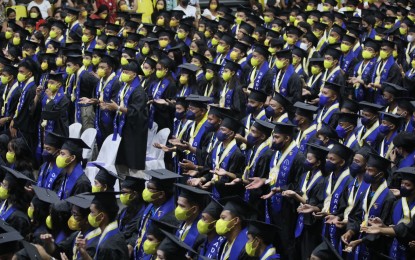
xmin=0 ymin=82 xmax=21 ymax=133
xmin=268 ymin=151 xmax=305 ymax=260
xmin=56 ymin=230 xmax=98 ymax=259
xmin=264 ymin=69 xmax=303 ymax=103
xmin=197 ymin=80 xmax=221 ymax=104
xmin=55 ymin=171 xmax=92 ymax=198
xmin=346 ymin=187 xmax=395 ymax=258
xmin=226 ymin=83 xmax=247 ymax=120
xmin=117 ymin=205 xmax=145 ymax=245
xmin=393 ymin=209 xmax=415 ymax=260
xmin=13 ymin=81 xmax=39 ymax=153
xmin=116 ymin=85 xmax=148 ymax=170
xmin=150 ymin=79 xmax=176 ymax=132
xmin=203 ymin=143 xmax=246 ymax=198
xmin=40 ymin=93 xmax=70 ymax=137
xmin=7 ymin=208 xmax=31 ymax=238
xmin=295 ymin=171 xmax=325 ymax=260
xmin=95 ymin=232 xmax=129 ymax=260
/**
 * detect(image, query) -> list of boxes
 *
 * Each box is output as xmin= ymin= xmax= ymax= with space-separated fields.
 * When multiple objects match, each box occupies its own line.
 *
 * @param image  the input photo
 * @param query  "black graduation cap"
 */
xmin=359 ymin=101 xmax=383 ymax=114
xmin=146 ymin=169 xmax=182 ymax=191
xmin=143 ymin=57 xmax=157 ymax=69
xmin=170 ymin=10 xmax=186 ymax=19
xmin=158 ymin=230 xmax=197 ymax=259
xmin=221 ymin=115 xmax=244 ymax=133
xmin=22 ymin=39 xmax=37 ymax=50
xmin=186 ymin=94 xmax=211 ymax=109
xmin=395 ymin=167 xmax=415 ymax=183
xmin=274 ymin=49 xmax=291 ymax=60
xmin=2 ymin=64 xmax=18 ymax=76
xmin=125 ymin=19 xmax=140 ymax=29
xmin=176 ymin=96 xmax=188 ymax=108
xmin=147 ymin=217 xmax=180 ymax=241
xmin=328 ymin=142 xmax=354 ymax=162
xmin=337 ymin=112 xmax=359 ymax=125
xmin=247 ymin=220 xmax=278 ymax=243
xmin=240 ymin=33 xmax=256 ymax=46
xmin=341 ymin=98 xmax=359 ymax=113
xmin=32 ymin=186 xmax=60 ymax=204
xmin=248 ymin=89 xmax=267 ymax=103
xmin=220 ymin=32 xmax=235 ymax=46
xmin=89 ymin=191 xmax=121 ymax=209
xmin=65 ymin=193 xmax=95 ymax=209
xmin=122 ymin=59 xmax=144 ymax=76
xmin=253 ymin=44 xmax=269 ymax=58
xmin=0 ymin=55 xmax=13 ymax=66
xmin=92 ymin=48 xmax=106 ymax=56
xmin=322 ymin=81 xmax=343 ymax=94
xmin=285 ymin=25 xmax=302 ymax=38
xmin=0 ymin=229 xmax=23 ymax=255
xmin=393 ymin=132 xmax=415 ymax=150
xmin=396 ymin=97 xmax=415 ymax=113
xmin=156 ymin=29 xmax=175 ymax=39
xmin=342 ymin=34 xmax=356 ymax=44
xmin=379 ymin=111 xmax=402 ymax=126
xmin=252 ymin=119 xmax=274 ymax=137
xmin=52 ymin=20 xmax=67 ymax=31
xmin=121 ymin=176 xmax=145 ymax=192
xmin=126 ymin=32 xmax=141 ymax=42
xmin=104 ymin=23 xmax=120 ymax=34
xmin=65 ymin=7 xmax=80 ymax=15
xmin=240 ymin=21 xmax=254 ymax=35
xmin=202 ymin=198 xmax=223 ymax=220
xmin=293 ymin=46 xmax=308 ymax=59
xmin=324 ymin=47 xmax=343 ymax=60
xmin=66 ymin=54 xmax=83 ymax=64
xmin=122 ymin=47 xmax=138 ymax=58
xmin=294 ymin=102 xmax=318 ymax=119
xmin=382 ymin=82 xmax=407 ymax=96
xmin=273 ymin=122 xmax=296 ymax=136
xmin=175 ymin=183 xmax=210 ymax=205
xmin=218 ymin=5 xmax=232 ymax=13
xmin=355 ymin=144 xmax=375 ymax=161
xmin=17 ymin=240 xmax=42 ymax=260
xmin=381 ymin=39 xmax=395 ymax=49
xmin=61 ymin=137 xmax=90 ymax=157
xmin=192 ymin=52 xmax=208 ymax=64
xmin=2 ymin=165 xmax=35 ymax=184
xmin=272 ymin=91 xmax=293 ymax=111
xmin=223 ymin=59 xmax=241 ymax=72
xmin=130 ymin=12 xmax=144 ymax=21
xmin=306 ymin=143 xmax=330 ymax=160
xmin=107 ymin=35 xmax=123 ymax=46
xmin=313 ymin=21 xmax=327 ymax=32
xmin=178 ymin=63 xmax=199 ymax=73
xmin=93 ymin=163 xmax=122 ymax=188
xmin=208 ymin=105 xmax=231 ymax=118
xmin=21 ymin=17 xmax=37 ymax=26
xmin=367 ymin=152 xmax=391 ymax=171
xmin=48 ymin=72 xmax=64 ymax=83
xmin=205 ymin=62 xmax=221 ymax=72
xmin=219 ymin=196 xmax=257 ymax=220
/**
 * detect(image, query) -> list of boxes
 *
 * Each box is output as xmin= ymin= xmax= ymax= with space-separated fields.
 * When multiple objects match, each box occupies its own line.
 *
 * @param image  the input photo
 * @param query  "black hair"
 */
xmin=9 ymin=138 xmax=33 ymax=175
xmin=93 ymin=200 xmax=119 ymax=222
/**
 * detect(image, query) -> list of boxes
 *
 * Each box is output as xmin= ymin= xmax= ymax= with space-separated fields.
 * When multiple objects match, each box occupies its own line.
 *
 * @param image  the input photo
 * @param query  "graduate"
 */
xmin=303 ymin=58 xmax=324 ymax=104
xmin=315 ymin=82 xmax=341 ymax=131
xmin=368 ymin=39 xmax=403 ymax=105
xmin=75 ymin=192 xmax=129 ymax=260
xmin=91 ymin=163 xmax=121 ymax=192
xmin=266 ymin=91 xmax=292 ymax=124
xmin=268 ymin=49 xmax=302 ymax=102
xmin=218 ymin=60 xmax=247 ymax=118
xmin=0 ymin=166 xmax=33 ymax=237
xmin=134 ymin=169 xmax=181 ymax=259
xmin=293 ymin=102 xmax=318 ymax=153
xmin=0 ymin=64 xmax=21 ymax=134
xmin=245 ymin=44 xmax=271 ymax=94
xmin=216 ymin=196 xmax=256 ymax=260
xmin=389 ymin=132 xmax=415 ymax=187
xmin=10 ymin=58 xmax=40 ymax=153
xmin=363 ymin=166 xmax=415 ymax=259
xmin=335 ymin=112 xmax=359 ymax=151
xmin=174 ymin=184 xmax=209 ymax=248
xmin=195 ymin=198 xmax=226 ymax=259
xmin=245 ymin=220 xmax=279 ymax=260
xmin=80 ymin=54 xmax=121 ymax=148
xmin=341 ymin=153 xmax=395 ymax=259
xmin=157 ymin=229 xmax=198 ymax=260
xmin=396 ymin=98 xmax=415 ymax=133
xmin=41 ymin=193 xmax=102 ymax=259
xmin=112 ymin=60 xmax=148 ymax=172
xmin=55 ymin=137 xmax=91 ymax=199
xmin=117 ymin=176 xmax=146 ymax=246
xmin=293 ymin=144 xmax=329 ymax=259
xmin=311 ymin=143 xmax=354 ymax=258
xmin=356 ymin=101 xmax=383 ymax=148
xmin=199 ymin=114 xmax=245 ymax=199
xmin=377 ymin=112 xmax=402 ymax=159
xmin=247 ymin=122 xmax=304 ymax=260
xmin=321 ymin=47 xmax=345 ymax=86
xmin=28 ymin=186 xmax=58 ymax=243
xmin=36 ymin=132 xmax=64 ymax=191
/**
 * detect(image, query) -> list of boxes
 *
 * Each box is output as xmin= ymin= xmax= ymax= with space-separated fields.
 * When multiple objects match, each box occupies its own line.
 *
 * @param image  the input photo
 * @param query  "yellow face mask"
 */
xmin=56 ymin=57 xmax=64 ymax=66
xmin=27 ymin=206 xmax=34 ymax=220
xmin=311 ymin=65 xmax=321 ymax=75
xmin=362 ymin=50 xmax=373 ymax=60
xmin=328 ymin=36 xmax=337 ymax=44
xmin=215 ymin=218 xmax=236 ymax=235
xmin=159 ymin=39 xmax=169 ymax=48
xmin=67 ymin=215 xmax=81 ymax=231
xmin=46 ymin=215 xmax=53 ymax=229
xmin=324 ymin=60 xmax=334 ymax=69
xmin=41 ymin=62 xmax=49 ymax=71
xmin=174 ymin=205 xmax=194 ymax=221
xmin=0 ymin=186 xmax=9 ymax=200
xmin=230 ymin=51 xmax=239 ymax=61
xmin=211 ymin=38 xmax=219 ymax=46
xmin=142 ymin=188 xmax=160 ymax=202
xmin=92 ymin=57 xmax=101 ymax=66
xmin=340 ymin=43 xmax=351 ymax=53
xmin=143 ymin=239 xmax=160 ymax=255
xmin=379 ymin=50 xmax=389 ymax=60
xmin=197 ymin=219 xmax=216 ymax=234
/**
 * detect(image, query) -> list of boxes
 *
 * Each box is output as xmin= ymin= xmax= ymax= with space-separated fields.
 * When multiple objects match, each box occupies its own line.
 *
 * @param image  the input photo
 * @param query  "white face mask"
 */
xmin=299 ymin=42 xmax=308 ymax=51
xmin=407 ymin=35 xmax=414 ymax=43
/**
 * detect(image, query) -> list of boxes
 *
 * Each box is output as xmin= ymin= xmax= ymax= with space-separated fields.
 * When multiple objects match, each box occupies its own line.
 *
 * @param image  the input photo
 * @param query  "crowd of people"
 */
xmin=2 ymin=0 xmax=415 ymax=259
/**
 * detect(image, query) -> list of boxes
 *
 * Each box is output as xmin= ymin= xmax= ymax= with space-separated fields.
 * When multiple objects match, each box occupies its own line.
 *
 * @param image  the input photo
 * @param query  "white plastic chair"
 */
xmin=85 ymin=134 xmax=122 ymax=187
xmin=146 ymin=122 xmax=158 ymax=154
xmin=80 ymin=128 xmax=97 ymax=161
xmin=146 ymin=128 xmax=170 ymax=170
xmin=69 ymin=123 xmax=82 ymax=138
